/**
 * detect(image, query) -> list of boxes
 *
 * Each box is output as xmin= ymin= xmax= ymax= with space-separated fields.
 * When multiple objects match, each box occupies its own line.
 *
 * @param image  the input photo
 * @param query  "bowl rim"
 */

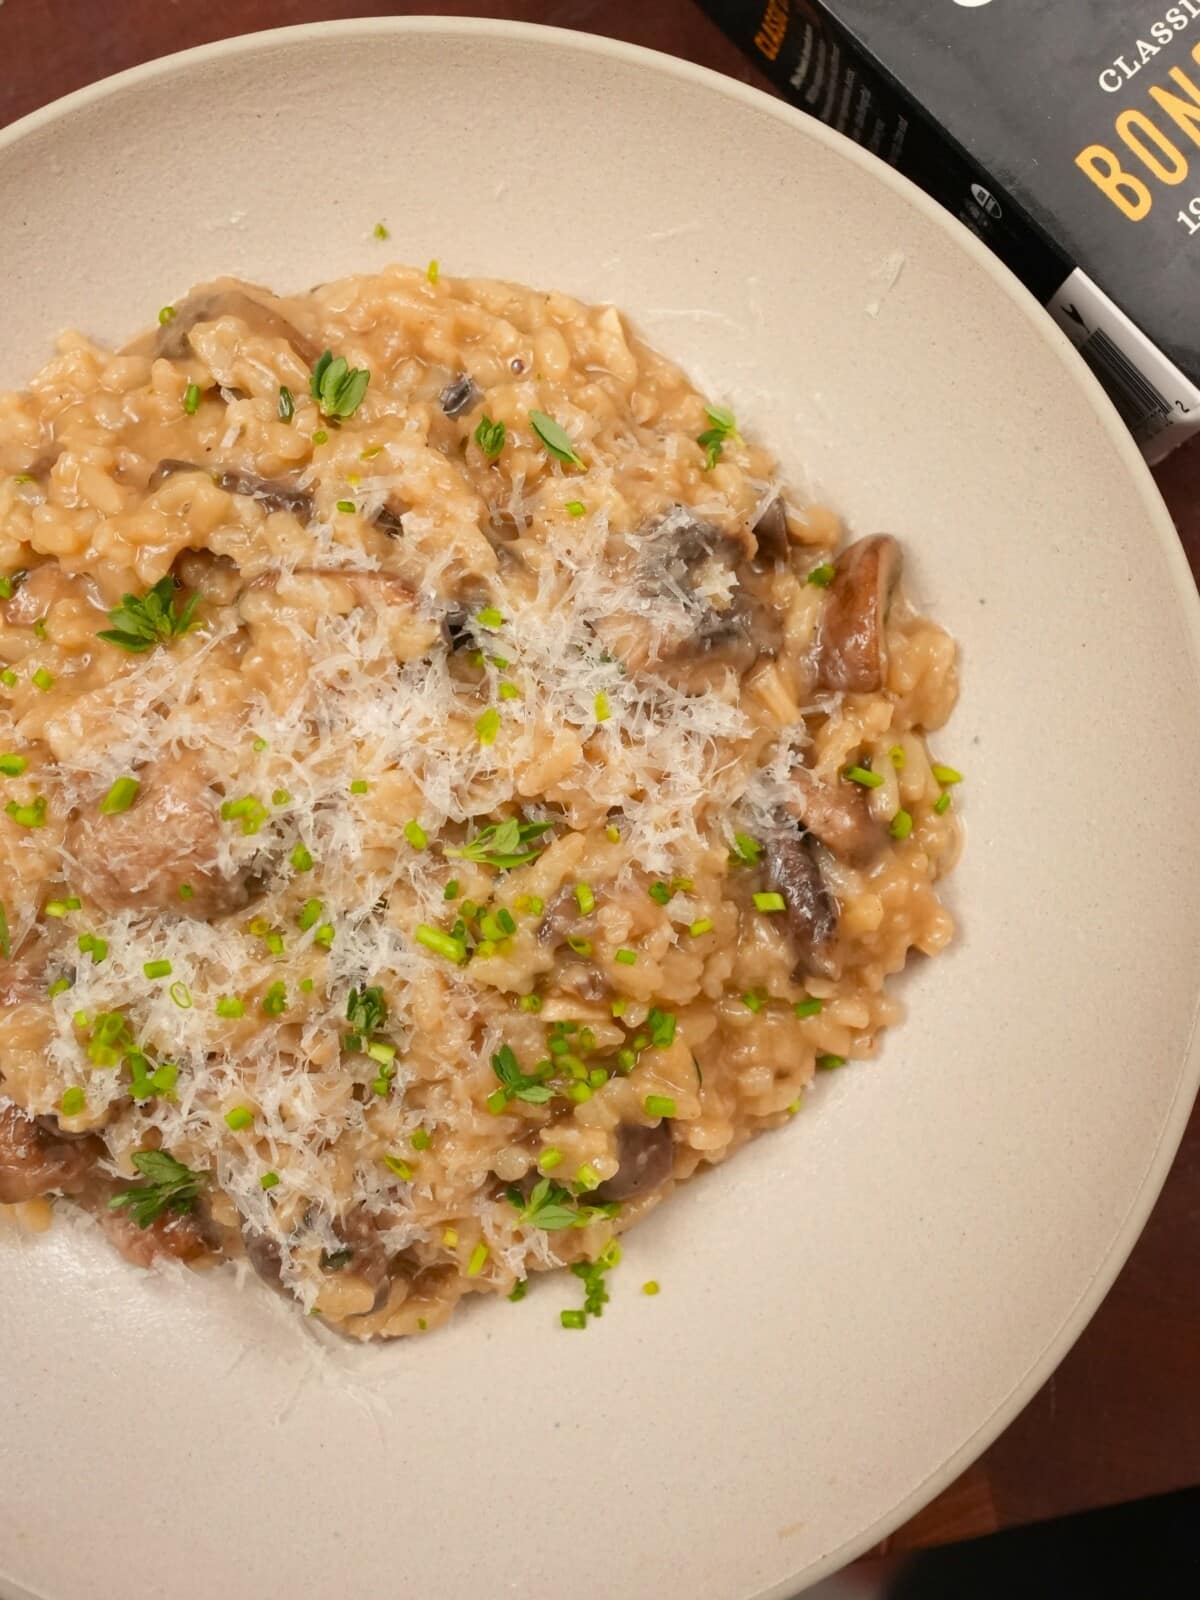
xmin=3 ymin=16 xmax=1200 ymax=1593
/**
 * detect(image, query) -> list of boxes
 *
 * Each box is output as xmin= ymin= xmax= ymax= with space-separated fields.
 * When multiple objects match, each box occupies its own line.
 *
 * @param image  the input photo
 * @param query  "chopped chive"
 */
xmin=158 ymin=304 xmax=177 ymax=325
xmin=33 ymin=617 xmax=47 ymax=640
xmin=594 ymin=690 xmax=611 ymax=722
xmin=729 ymin=832 xmax=763 ymax=866
xmin=60 ymin=1087 xmax=86 ymax=1117
xmin=466 ymin=1242 xmax=489 ymax=1277
xmin=77 ymin=932 xmax=108 ymax=964
xmin=411 ymin=1128 xmax=431 ymax=1151
xmin=44 ymin=897 xmax=81 ymax=917
xmin=314 ymin=922 xmax=335 ymax=949
xmin=178 ymin=883 xmax=194 ymax=900
xmin=336 ymin=499 xmax=356 ymax=514
xmin=100 ymin=776 xmax=140 ymax=814
xmin=575 ymin=1164 xmax=601 ymax=1191
xmin=642 ymin=1280 xmax=660 ymax=1296
xmin=644 ymin=1094 xmax=676 ymax=1118
xmin=742 ymin=989 xmax=766 ymax=1013
xmin=843 ymin=765 xmax=884 ymax=788
xmin=753 ymin=891 xmax=786 ymax=913
xmin=373 ymin=221 xmax=389 ymax=240
xmin=507 ymin=1281 xmax=527 ymax=1304
xmin=806 ymin=562 xmax=836 ymax=587
xmin=278 ymin=385 xmax=295 ymax=422
xmin=215 ymin=995 xmax=244 ymax=1019
xmin=404 ymin=819 xmax=428 ymax=850
xmin=0 ymin=754 xmax=28 ymax=776
xmin=889 ymin=808 xmax=913 ymax=840
xmin=290 ymin=842 xmax=314 ymax=872
xmin=443 ymin=879 xmax=460 ymax=901
xmin=540 ymin=1147 xmax=563 ymax=1171
xmin=793 ymin=996 xmax=823 ymax=1019
xmin=415 ymin=924 xmax=467 ymax=964
xmin=611 ymin=999 xmax=628 ymax=1018
xmin=1 ymin=670 xmax=16 ymax=687
xmin=816 ymin=1053 xmax=846 ymax=1071
xmin=933 ymin=792 xmax=953 ymax=815
xmin=688 ymin=918 xmax=714 ymax=937
xmin=32 ymin=667 xmax=54 ymax=692
xmin=265 ymin=931 xmax=285 ymax=956
xmin=514 ymin=894 xmax=544 ymax=917
xmin=427 ymin=258 xmax=440 ymax=285
xmin=300 ymin=977 xmax=314 ymax=993
xmin=567 ymin=1082 xmax=593 ymax=1103
xmin=443 ymin=1228 xmax=459 ymax=1248
xmin=383 ymin=1155 xmax=413 ymax=1181
xmin=560 ymin=1308 xmax=587 ymax=1329
xmin=889 ymin=744 xmax=906 ymax=770
xmin=614 ymin=948 xmax=637 ymax=966
xmin=260 ymin=1171 xmax=280 ymax=1190
xmin=475 ymin=707 xmax=500 ymax=745
xmin=517 ymin=994 xmax=542 ymax=1015
xmin=169 ymin=981 xmax=192 ymax=1009
xmin=143 ymin=959 xmax=172 ymax=979
xmin=366 ymin=1039 xmax=395 ymax=1067
xmin=566 ymin=500 xmax=586 ymax=517
xmin=183 ymin=382 xmax=201 ymax=415
xmin=312 ymin=429 xmax=328 ymax=445
xmin=350 ymin=779 xmax=368 ymax=794
xmin=224 ymin=1106 xmax=254 ymax=1130
xmin=220 ymin=794 xmax=268 ymax=834
xmin=261 ymin=981 xmax=288 ymax=1016
xmin=931 ymin=764 xmax=962 ymax=786
xmin=476 ymin=606 xmax=504 ymax=630
xmin=566 ymin=935 xmax=592 ymax=956
xmin=604 ymin=823 xmax=621 ymax=844
xmin=648 ymin=881 xmax=671 ymax=905
xmin=574 ymin=882 xmax=595 ymax=915
xmin=46 ymin=976 xmax=71 ymax=999
xmin=498 ymin=681 xmax=520 ymax=701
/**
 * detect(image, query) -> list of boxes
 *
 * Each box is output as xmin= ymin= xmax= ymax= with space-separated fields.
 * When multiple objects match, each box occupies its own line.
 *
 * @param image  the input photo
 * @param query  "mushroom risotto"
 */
xmin=0 ymin=265 xmax=960 ymax=1337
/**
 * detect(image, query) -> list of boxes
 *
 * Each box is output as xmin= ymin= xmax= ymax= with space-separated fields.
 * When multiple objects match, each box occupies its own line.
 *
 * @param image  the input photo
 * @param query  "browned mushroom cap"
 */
xmin=763 ymin=830 xmax=838 ymax=978
xmin=815 ymin=534 xmax=901 ymax=694
xmin=65 ymin=750 xmax=257 ymax=920
xmin=100 ymin=1202 xmax=214 ymax=1268
xmin=150 ymin=459 xmax=314 ymax=522
xmin=318 ymin=1208 xmax=392 ymax=1315
xmin=591 ymin=1120 xmax=675 ymax=1204
xmin=788 ymin=768 xmax=886 ymax=870
xmin=242 ymin=1225 xmax=285 ymax=1291
xmin=0 ymin=1103 xmax=94 ymax=1203
xmin=439 ymin=373 xmax=480 ymax=418
xmin=148 ymin=281 xmax=320 ymax=367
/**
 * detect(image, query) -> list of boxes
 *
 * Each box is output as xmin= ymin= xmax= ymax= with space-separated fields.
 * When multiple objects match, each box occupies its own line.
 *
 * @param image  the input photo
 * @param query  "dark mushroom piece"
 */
xmin=149 ymin=459 xmax=314 ymax=522
xmin=439 ymin=373 xmax=480 ymax=418
xmin=317 ymin=1208 xmax=392 ymax=1316
xmin=100 ymin=1202 xmax=214 ymax=1268
xmin=148 ymin=282 xmax=320 ymax=368
xmin=763 ymin=829 xmax=839 ymax=978
xmin=788 ymin=769 xmax=886 ymax=869
xmin=64 ymin=750 xmax=259 ymax=920
xmin=242 ymin=1225 xmax=286 ymax=1292
xmin=751 ymin=497 xmax=791 ymax=564
xmin=0 ymin=1103 xmax=94 ymax=1203
xmin=591 ymin=1120 xmax=675 ymax=1204
xmin=371 ymin=503 xmax=405 ymax=539
xmin=815 ymin=534 xmax=901 ymax=694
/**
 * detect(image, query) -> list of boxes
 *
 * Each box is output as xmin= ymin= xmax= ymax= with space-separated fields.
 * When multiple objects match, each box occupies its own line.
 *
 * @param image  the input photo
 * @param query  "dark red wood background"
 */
xmin=2 ymin=0 xmax=1198 ymax=1553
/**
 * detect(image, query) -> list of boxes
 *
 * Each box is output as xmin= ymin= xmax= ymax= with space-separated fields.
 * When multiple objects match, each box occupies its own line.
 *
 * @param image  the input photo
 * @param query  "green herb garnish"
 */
xmin=806 ymin=562 xmax=836 ymax=587
xmin=529 ymin=410 xmax=584 ymax=468
xmin=444 ymin=815 xmax=552 ymax=870
xmin=100 ymin=776 xmax=139 ymax=815
xmin=96 ymin=576 xmax=199 ymax=654
xmin=107 ymin=1150 xmax=207 ymax=1229
xmin=474 ymin=414 xmax=506 ymax=459
xmin=278 ymin=385 xmax=295 ymax=422
xmin=488 ymin=1044 xmax=553 ymax=1113
xmin=310 ymin=350 xmax=370 ymax=419
xmin=508 ymin=1177 xmax=579 ymax=1231
xmin=729 ymin=831 xmax=762 ymax=866
xmin=697 ymin=403 xmax=740 ymax=470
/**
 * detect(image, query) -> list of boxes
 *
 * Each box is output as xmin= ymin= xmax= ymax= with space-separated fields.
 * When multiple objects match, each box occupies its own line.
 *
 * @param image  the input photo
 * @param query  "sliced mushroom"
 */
xmin=815 ymin=534 xmax=901 ymax=694
xmin=100 ymin=1203 xmax=213 ymax=1268
xmin=371 ymin=503 xmax=405 ymax=539
xmin=64 ymin=750 xmax=257 ymax=920
xmin=439 ymin=373 xmax=480 ymax=418
xmin=318 ymin=1208 xmax=392 ymax=1316
xmin=242 ymin=1225 xmax=285 ymax=1291
xmin=591 ymin=1120 xmax=675 ymax=1204
xmin=788 ymin=769 xmax=886 ymax=869
xmin=148 ymin=281 xmax=320 ymax=367
xmin=763 ymin=829 xmax=838 ymax=978
xmin=751 ymin=497 xmax=790 ymax=563
xmin=150 ymin=459 xmax=314 ymax=521
xmin=0 ymin=1102 xmax=94 ymax=1202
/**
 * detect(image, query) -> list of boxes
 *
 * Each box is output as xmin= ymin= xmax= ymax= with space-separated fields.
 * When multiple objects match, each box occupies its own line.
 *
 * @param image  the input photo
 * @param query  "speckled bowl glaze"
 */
xmin=2 ymin=20 xmax=1199 ymax=1600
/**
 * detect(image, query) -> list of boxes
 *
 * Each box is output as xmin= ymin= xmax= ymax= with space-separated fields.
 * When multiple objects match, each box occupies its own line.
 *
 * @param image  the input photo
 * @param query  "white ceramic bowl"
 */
xmin=2 ymin=20 xmax=1199 ymax=1600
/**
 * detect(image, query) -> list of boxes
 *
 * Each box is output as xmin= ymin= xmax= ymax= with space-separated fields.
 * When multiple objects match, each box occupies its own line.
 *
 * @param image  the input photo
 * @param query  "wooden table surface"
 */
xmin=3 ymin=0 xmax=1198 ymax=1556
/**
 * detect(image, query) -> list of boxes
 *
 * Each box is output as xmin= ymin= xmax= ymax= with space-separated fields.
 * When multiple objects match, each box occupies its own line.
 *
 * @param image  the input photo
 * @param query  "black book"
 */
xmin=698 ymin=0 xmax=1200 ymax=460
